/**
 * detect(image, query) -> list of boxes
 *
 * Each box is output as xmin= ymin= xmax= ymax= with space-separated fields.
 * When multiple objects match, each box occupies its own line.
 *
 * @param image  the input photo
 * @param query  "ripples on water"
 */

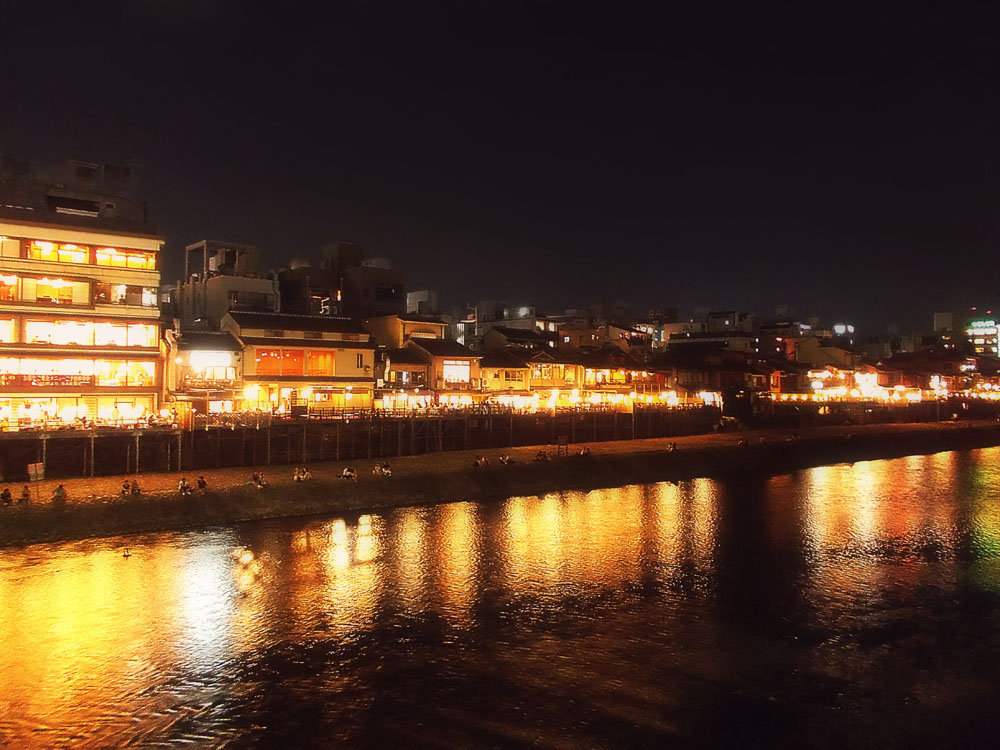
xmin=4 ymin=449 xmax=1000 ymax=746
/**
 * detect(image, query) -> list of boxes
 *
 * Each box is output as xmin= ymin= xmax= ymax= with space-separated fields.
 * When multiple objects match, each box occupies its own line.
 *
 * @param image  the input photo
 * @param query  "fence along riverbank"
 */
xmin=0 ymin=398 xmax=994 ymax=481
xmin=0 ymin=405 xmax=719 ymax=480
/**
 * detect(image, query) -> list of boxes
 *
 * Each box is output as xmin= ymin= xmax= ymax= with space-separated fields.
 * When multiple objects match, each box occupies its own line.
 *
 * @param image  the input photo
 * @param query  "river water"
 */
xmin=4 ymin=449 xmax=1000 ymax=747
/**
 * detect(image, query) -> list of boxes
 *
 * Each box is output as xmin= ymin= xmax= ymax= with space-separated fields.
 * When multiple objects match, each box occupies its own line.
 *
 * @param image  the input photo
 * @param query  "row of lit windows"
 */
xmin=0 ymin=318 xmax=158 ymax=347
xmin=253 ymin=349 xmax=367 ymax=377
xmin=255 ymin=349 xmax=338 ymax=377
xmin=0 ymin=358 xmax=156 ymax=387
xmin=0 ymin=274 xmax=157 ymax=307
xmin=0 ymin=237 xmax=157 ymax=270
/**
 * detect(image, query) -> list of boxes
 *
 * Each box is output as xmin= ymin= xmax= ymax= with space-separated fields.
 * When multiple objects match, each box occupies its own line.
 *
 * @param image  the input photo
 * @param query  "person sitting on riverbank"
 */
xmin=197 ymin=476 xmax=208 ymax=494
xmin=255 ymin=473 xmax=268 ymax=489
xmin=577 ymin=445 xmax=592 ymax=457
xmin=121 ymin=479 xmax=131 ymax=496
xmin=666 ymin=441 xmax=677 ymax=453
xmin=380 ymin=463 xmax=391 ymax=477
xmin=1 ymin=487 xmax=12 ymax=506
xmin=342 ymin=467 xmax=358 ymax=481
xmin=178 ymin=477 xmax=193 ymax=496
xmin=18 ymin=485 xmax=30 ymax=505
xmin=499 ymin=453 xmax=512 ymax=465
xmin=473 ymin=455 xmax=490 ymax=469
xmin=533 ymin=450 xmax=549 ymax=463
xmin=372 ymin=463 xmax=384 ymax=477
xmin=301 ymin=467 xmax=312 ymax=480
xmin=51 ymin=484 xmax=67 ymax=505
xmin=129 ymin=479 xmax=140 ymax=496
xmin=293 ymin=467 xmax=303 ymax=482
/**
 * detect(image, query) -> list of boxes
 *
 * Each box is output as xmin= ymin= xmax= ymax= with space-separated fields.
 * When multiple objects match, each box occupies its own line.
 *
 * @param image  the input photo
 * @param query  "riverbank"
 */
xmin=2 ymin=420 xmax=999 ymax=548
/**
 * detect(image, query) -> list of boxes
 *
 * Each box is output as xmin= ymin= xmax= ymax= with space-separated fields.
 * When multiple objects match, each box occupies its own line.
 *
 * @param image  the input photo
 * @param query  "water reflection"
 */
xmin=4 ymin=448 xmax=1000 ymax=745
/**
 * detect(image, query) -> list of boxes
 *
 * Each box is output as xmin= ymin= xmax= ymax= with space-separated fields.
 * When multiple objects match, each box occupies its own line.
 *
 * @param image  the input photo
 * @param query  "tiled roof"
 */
xmin=384 ymin=347 xmax=427 ymax=365
xmin=177 ymin=331 xmax=243 ymax=352
xmin=408 ymin=338 xmax=480 ymax=358
xmin=479 ymin=349 xmax=531 ymax=368
xmin=229 ymin=311 xmax=366 ymax=334
xmin=240 ymin=337 xmax=375 ymax=350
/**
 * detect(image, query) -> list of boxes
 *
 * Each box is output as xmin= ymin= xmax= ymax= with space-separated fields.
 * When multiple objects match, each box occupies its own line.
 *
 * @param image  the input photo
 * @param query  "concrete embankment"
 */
xmin=2 ymin=421 xmax=999 ymax=549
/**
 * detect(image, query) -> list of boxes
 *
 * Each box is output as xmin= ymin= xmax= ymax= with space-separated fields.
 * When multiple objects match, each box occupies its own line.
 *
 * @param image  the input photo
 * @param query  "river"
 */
xmin=3 ymin=448 xmax=1000 ymax=747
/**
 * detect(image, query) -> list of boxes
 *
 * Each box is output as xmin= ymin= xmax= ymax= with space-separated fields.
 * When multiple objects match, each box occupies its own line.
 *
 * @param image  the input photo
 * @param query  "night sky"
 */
xmin=2 ymin=1 xmax=998 ymax=332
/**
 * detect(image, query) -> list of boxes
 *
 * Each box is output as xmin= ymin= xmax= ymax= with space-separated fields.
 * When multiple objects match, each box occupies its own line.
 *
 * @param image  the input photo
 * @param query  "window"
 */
xmin=442 ymin=359 xmax=470 ymax=383
xmin=504 ymin=370 xmax=524 ymax=382
xmin=0 ymin=274 xmax=17 ymax=302
xmin=281 ymin=349 xmax=304 ymax=376
xmin=95 ymin=283 xmax=157 ymax=307
xmin=356 ymin=353 xmax=364 ymax=369
xmin=95 ymin=246 xmax=156 ymax=270
xmin=33 ymin=277 xmax=84 ymax=305
xmin=26 ymin=320 xmax=92 ymax=346
xmin=254 ymin=349 xmax=303 ymax=376
xmin=1 ymin=237 xmax=21 ymax=258
xmin=0 ymin=318 xmax=14 ymax=343
xmin=28 ymin=240 xmax=89 ymax=265
xmin=255 ymin=349 xmax=283 ymax=376
xmin=307 ymin=351 xmax=334 ymax=376
xmin=94 ymin=322 xmax=127 ymax=347
xmin=127 ymin=323 xmax=158 ymax=347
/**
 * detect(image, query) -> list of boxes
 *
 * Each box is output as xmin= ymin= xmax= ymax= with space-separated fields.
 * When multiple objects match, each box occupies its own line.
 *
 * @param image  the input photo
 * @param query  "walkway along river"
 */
xmin=4 ymin=446 xmax=1000 ymax=745
xmin=1 ymin=421 xmax=999 ymax=548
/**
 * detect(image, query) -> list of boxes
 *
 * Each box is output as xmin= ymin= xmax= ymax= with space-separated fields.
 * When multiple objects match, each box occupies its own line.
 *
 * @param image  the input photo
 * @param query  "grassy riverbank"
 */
xmin=2 ymin=420 xmax=999 ymax=549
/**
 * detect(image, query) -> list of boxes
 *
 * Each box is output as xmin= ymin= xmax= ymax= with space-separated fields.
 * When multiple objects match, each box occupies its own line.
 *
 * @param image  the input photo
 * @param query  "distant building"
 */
xmin=176 ymin=240 xmax=278 ymax=327
xmin=325 ymin=241 xmax=406 ymax=318
xmin=406 ymin=289 xmax=438 ymax=315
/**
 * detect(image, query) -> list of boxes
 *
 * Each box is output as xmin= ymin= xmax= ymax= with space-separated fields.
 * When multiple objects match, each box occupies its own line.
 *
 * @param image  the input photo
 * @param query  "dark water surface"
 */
xmin=4 ymin=449 xmax=1000 ymax=747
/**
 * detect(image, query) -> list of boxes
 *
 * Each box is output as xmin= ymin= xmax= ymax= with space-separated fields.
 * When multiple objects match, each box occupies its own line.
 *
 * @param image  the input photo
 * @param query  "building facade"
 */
xmin=0 ymin=166 xmax=164 ymax=427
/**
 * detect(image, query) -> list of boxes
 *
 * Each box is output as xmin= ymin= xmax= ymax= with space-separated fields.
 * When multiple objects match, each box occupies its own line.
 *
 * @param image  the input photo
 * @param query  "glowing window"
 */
xmin=95 ymin=247 xmax=156 ymax=270
xmin=280 ymin=349 xmax=304 ymax=376
xmin=94 ymin=322 xmax=128 ymax=347
xmin=25 ymin=320 xmax=96 ymax=346
xmin=127 ymin=323 xmax=158 ymax=347
xmin=34 ymin=278 xmax=77 ymax=304
xmin=127 ymin=361 xmax=156 ymax=386
xmin=255 ymin=349 xmax=283 ymax=376
xmin=306 ymin=351 xmax=335 ymax=376
xmin=0 ymin=275 xmax=20 ymax=302
xmin=442 ymin=359 xmax=470 ymax=383
xmin=28 ymin=240 xmax=89 ymax=264
xmin=0 ymin=318 xmax=15 ymax=343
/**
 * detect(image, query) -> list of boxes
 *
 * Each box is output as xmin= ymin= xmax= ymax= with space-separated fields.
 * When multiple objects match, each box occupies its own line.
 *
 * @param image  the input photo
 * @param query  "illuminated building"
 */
xmin=222 ymin=311 xmax=375 ymax=413
xmin=0 ymin=159 xmax=163 ymax=427
xmin=934 ymin=308 xmax=999 ymax=354
xmin=164 ymin=330 xmax=243 ymax=414
xmin=404 ymin=338 xmax=482 ymax=406
xmin=479 ymin=349 xmax=532 ymax=396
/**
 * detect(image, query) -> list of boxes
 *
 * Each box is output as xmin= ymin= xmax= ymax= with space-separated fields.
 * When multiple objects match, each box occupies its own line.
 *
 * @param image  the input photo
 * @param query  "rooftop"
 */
xmin=408 ymin=338 xmax=480 ymax=359
xmin=228 ymin=311 xmax=367 ymax=335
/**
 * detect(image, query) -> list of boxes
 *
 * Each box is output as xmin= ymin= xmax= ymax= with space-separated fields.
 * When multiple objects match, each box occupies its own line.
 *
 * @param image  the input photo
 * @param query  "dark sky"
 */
xmin=2 ymin=1 xmax=998 ymax=332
